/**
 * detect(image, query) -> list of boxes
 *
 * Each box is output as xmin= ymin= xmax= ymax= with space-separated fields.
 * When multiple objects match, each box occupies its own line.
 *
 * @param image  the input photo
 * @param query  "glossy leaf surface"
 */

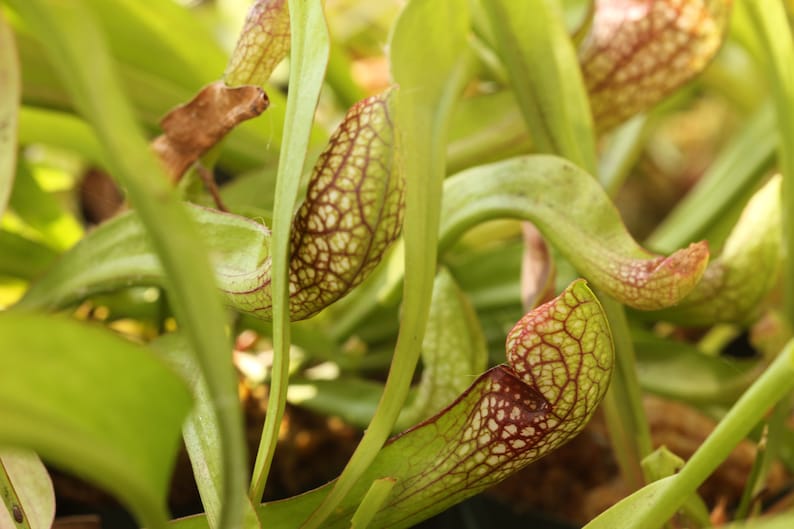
xmin=439 ymin=155 xmax=709 ymax=310
xmin=580 ymin=0 xmax=731 ymax=131
xmin=173 ymin=280 xmax=613 ymax=529
xmin=0 ymin=312 xmax=192 ymax=529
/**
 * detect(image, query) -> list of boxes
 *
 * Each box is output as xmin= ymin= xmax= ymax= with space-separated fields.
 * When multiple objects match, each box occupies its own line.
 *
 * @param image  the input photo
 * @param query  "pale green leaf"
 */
xmin=154 ymin=335 xmax=262 ymax=529
xmin=0 ymin=449 xmax=54 ymax=529
xmin=439 ymin=155 xmax=709 ymax=310
xmin=0 ymin=312 xmax=192 ymax=529
xmin=5 ymin=3 xmax=247 ymax=528
xmin=249 ymin=0 xmax=329 ymax=505
xmin=297 ymin=1 xmax=473 ymax=526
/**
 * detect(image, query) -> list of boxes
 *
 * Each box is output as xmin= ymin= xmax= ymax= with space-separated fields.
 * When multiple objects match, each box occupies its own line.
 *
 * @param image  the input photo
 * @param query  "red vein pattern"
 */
xmin=348 ymin=280 xmax=613 ymax=528
xmin=225 ymin=0 xmax=290 ymax=87
xmin=602 ymin=240 xmax=710 ymax=310
xmin=580 ymin=0 xmax=731 ymax=131
xmin=229 ymin=89 xmax=404 ymax=320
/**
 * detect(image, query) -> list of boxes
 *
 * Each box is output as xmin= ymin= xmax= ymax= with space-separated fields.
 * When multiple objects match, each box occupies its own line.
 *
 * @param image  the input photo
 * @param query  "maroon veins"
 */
xmin=580 ymin=0 xmax=730 ymax=131
xmin=361 ymin=280 xmax=613 ymax=529
xmin=229 ymin=88 xmax=404 ymax=320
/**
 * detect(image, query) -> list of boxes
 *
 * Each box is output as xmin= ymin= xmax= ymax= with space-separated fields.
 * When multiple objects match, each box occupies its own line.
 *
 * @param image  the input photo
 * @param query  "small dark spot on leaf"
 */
xmin=12 ymin=504 xmax=23 ymax=523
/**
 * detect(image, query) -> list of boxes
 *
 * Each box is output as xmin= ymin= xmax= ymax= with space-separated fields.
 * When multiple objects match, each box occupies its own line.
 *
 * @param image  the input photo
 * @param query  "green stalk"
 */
xmin=349 ymin=478 xmax=396 ymax=529
xmin=599 ymin=295 xmax=653 ymax=490
xmin=646 ymin=102 xmax=774 ymax=253
xmin=482 ymin=0 xmax=653 ymax=492
xmin=744 ymin=0 xmax=794 ymax=328
xmin=6 ymin=2 xmax=245 ymax=528
xmin=598 ymin=115 xmax=653 ymax=198
xmin=298 ymin=2 xmax=471 ymax=527
xmin=650 ymin=343 xmax=794 ymax=527
xmin=585 ymin=340 xmax=794 ymax=529
xmin=733 ymin=424 xmax=767 ymax=520
xmin=248 ymin=0 xmax=329 ymax=503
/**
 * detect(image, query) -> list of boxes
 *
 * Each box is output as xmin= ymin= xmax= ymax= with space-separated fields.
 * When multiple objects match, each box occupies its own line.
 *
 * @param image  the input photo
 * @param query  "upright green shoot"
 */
xmin=249 ymin=0 xmax=329 ymax=504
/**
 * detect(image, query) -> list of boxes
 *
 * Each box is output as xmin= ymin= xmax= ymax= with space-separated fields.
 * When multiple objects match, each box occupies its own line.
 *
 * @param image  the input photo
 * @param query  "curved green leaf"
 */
xmin=0 ymin=10 xmax=20 ymax=216
xmin=0 ymin=312 xmax=192 ymax=529
xmin=439 ymin=155 xmax=710 ymax=310
xmin=4 ymin=3 xmax=247 ymax=529
xmin=248 ymin=0 xmax=329 ymax=506
xmin=0 ymin=231 xmax=57 ymax=281
xmin=17 ymin=205 xmax=267 ymax=311
xmin=0 ymin=450 xmax=54 ymax=529
xmin=298 ymin=0 xmax=473 ymax=526
xmin=8 ymin=162 xmax=83 ymax=252
xmin=17 ymin=107 xmax=106 ymax=169
xmin=174 ymin=280 xmax=613 ymax=529
xmin=649 ymin=175 xmax=782 ymax=326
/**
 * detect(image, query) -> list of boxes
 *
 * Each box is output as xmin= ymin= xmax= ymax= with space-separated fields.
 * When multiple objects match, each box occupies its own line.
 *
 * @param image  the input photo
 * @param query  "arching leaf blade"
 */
xmin=439 ymin=155 xmax=709 ymax=311
xmin=0 ymin=312 xmax=192 ymax=529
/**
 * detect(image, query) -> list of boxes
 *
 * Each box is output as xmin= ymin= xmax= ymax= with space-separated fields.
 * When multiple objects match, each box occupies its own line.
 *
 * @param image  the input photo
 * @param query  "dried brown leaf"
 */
xmin=151 ymin=81 xmax=269 ymax=181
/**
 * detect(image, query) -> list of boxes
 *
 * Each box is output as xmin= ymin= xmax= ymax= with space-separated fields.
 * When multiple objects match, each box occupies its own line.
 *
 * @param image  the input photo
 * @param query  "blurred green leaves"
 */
xmin=0 ymin=313 xmax=191 ymax=529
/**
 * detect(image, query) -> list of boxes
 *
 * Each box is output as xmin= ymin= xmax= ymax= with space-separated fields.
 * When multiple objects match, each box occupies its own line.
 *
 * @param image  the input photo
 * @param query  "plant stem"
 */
xmin=6 ymin=3 xmax=246 ymax=528
xmin=349 ymin=478 xmax=396 ymax=529
xmin=599 ymin=294 xmax=653 ymax=490
xmin=744 ymin=0 xmax=794 ymax=329
xmin=298 ymin=3 xmax=472 ymax=526
xmin=585 ymin=340 xmax=794 ymax=529
xmin=661 ymin=343 xmax=794 ymax=526
xmin=249 ymin=0 xmax=329 ymax=504
xmin=645 ymin=102 xmax=774 ymax=253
